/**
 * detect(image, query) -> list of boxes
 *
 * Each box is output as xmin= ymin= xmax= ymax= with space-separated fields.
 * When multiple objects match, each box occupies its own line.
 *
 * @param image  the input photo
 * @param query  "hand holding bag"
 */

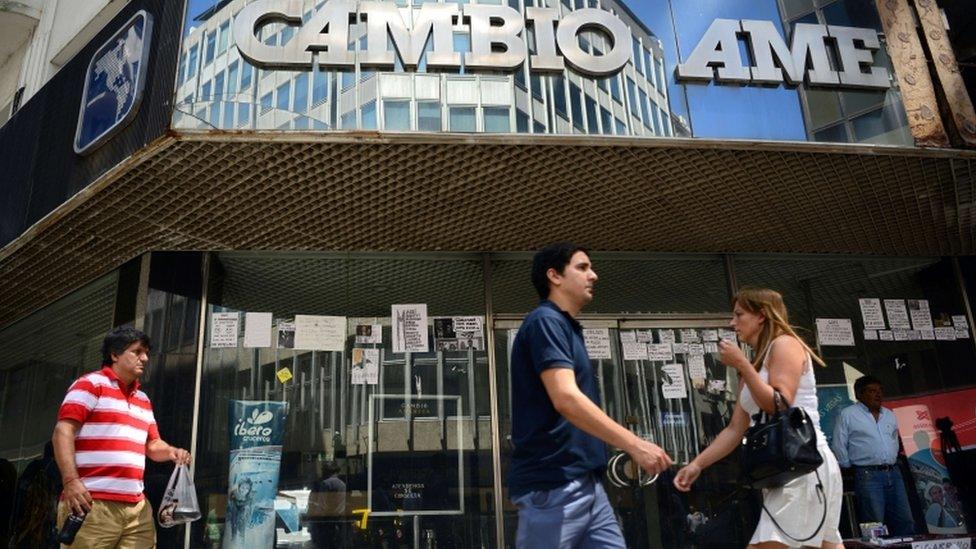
xmin=158 ymin=464 xmax=202 ymax=528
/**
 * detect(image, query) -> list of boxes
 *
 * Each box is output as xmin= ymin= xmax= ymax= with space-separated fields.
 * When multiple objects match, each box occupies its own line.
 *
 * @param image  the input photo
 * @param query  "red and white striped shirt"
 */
xmin=58 ymin=366 xmax=160 ymax=503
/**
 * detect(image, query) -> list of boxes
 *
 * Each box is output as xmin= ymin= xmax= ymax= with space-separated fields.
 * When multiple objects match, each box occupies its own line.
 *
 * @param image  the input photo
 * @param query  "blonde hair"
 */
xmin=733 ymin=287 xmax=826 ymax=371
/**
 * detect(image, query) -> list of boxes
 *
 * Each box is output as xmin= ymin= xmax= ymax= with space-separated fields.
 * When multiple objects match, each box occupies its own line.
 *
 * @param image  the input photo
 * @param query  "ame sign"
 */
xmin=234 ymin=0 xmax=632 ymax=76
xmin=676 ymin=19 xmax=891 ymax=90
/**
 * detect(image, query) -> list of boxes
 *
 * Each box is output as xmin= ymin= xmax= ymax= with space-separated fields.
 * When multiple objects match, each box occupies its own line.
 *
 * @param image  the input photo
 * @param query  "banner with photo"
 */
xmin=223 ymin=400 xmax=290 ymax=549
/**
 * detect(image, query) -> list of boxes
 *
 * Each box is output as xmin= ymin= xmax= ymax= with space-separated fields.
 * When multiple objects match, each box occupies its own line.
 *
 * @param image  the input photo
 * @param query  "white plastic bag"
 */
xmin=158 ymin=464 xmax=201 ymax=528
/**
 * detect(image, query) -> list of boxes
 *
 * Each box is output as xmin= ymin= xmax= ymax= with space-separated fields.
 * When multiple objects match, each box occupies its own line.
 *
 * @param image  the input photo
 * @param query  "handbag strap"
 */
xmin=760 ymin=469 xmax=827 ymax=543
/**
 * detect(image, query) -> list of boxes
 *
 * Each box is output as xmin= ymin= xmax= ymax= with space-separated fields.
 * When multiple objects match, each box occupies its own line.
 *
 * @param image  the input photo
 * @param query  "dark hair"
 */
xmin=854 ymin=375 xmax=882 ymax=396
xmin=100 ymin=326 xmax=151 ymax=366
xmin=531 ymin=242 xmax=589 ymax=299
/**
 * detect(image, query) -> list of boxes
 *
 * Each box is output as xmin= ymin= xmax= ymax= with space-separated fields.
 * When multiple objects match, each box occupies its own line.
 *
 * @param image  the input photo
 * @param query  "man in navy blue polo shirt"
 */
xmin=509 ymin=242 xmax=672 ymax=548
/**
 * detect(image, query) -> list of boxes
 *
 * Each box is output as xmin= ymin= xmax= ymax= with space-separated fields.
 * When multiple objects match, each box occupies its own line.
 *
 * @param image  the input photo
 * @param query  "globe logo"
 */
xmin=75 ymin=11 xmax=153 ymax=155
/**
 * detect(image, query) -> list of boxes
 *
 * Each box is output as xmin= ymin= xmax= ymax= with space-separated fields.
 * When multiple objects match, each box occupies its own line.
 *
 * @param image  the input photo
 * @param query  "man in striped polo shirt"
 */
xmin=52 ymin=327 xmax=191 ymax=548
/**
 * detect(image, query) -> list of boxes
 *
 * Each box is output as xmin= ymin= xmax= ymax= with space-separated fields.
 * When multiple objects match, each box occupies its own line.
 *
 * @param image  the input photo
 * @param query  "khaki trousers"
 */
xmin=57 ymin=499 xmax=156 ymax=549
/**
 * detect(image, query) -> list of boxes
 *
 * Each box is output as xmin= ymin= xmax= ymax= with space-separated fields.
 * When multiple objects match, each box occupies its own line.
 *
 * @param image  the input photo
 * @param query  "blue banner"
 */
xmin=223 ymin=400 xmax=289 ymax=549
xmin=816 ymin=384 xmax=853 ymax=447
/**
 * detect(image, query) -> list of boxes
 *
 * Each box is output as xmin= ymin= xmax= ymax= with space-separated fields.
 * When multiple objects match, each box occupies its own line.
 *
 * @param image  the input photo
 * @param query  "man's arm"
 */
xmin=146 ymin=439 xmax=191 ymax=464
xmin=831 ymin=410 xmax=851 ymax=468
xmin=540 ymin=367 xmax=672 ymax=474
xmin=52 ymin=419 xmax=93 ymax=515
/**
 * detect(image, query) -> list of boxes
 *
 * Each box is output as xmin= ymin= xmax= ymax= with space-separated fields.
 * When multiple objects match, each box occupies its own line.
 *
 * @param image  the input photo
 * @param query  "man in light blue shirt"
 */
xmin=832 ymin=375 xmax=916 ymax=535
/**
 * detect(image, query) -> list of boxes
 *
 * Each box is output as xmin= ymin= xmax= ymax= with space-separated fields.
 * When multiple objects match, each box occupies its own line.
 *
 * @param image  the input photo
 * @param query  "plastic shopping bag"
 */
xmin=158 ymin=464 xmax=202 ymax=528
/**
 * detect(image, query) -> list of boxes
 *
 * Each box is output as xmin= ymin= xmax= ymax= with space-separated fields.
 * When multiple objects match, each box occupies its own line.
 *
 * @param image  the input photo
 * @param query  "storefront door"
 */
xmin=493 ymin=315 xmax=745 ymax=548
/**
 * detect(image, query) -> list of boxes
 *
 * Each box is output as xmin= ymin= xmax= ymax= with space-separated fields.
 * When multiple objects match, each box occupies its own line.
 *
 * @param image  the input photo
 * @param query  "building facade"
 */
xmin=1 ymin=0 xmax=975 ymax=547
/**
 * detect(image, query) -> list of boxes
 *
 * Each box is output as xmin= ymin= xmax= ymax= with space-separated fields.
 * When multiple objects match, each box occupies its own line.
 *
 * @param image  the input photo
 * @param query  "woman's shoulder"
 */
xmin=770 ymin=333 xmax=805 ymax=352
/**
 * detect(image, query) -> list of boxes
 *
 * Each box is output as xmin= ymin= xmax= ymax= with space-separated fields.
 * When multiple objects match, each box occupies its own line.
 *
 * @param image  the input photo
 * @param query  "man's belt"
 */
xmin=854 ymin=463 xmax=897 ymax=471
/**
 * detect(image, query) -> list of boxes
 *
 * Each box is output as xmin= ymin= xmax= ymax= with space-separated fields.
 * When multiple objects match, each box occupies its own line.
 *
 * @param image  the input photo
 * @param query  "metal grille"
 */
xmin=0 ymin=133 xmax=974 ymax=329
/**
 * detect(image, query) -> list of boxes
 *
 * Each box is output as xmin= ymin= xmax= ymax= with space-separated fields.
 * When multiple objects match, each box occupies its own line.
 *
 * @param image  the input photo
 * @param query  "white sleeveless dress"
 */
xmin=738 ymin=337 xmax=844 ymax=547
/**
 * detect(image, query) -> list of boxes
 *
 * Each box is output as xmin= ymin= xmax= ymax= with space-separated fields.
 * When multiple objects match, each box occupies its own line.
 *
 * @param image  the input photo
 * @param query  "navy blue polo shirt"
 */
xmin=507 ymin=300 xmax=607 ymax=497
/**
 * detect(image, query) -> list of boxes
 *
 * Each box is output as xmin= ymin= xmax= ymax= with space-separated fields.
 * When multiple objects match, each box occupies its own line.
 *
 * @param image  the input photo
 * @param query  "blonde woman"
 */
xmin=673 ymin=287 xmax=844 ymax=549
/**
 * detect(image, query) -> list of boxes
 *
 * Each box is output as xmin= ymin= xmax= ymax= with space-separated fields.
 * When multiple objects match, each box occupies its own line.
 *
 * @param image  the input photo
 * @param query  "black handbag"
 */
xmin=741 ymin=390 xmax=823 ymax=489
xmin=742 ymin=390 xmax=827 ymax=543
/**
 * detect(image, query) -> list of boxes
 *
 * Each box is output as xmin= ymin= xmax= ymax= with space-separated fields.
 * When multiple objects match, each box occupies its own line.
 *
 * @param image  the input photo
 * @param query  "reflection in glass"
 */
xmin=449 ymin=107 xmax=476 ymax=132
xmin=418 ymin=102 xmax=441 ymax=132
xmin=384 ymin=100 xmax=410 ymax=131
xmin=484 ymin=106 xmax=511 ymax=133
xmin=851 ymin=101 xmax=911 ymax=144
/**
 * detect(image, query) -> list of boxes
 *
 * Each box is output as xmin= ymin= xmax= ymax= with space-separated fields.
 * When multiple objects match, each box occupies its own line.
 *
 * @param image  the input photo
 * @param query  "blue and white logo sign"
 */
xmin=74 ymin=10 xmax=153 ymax=155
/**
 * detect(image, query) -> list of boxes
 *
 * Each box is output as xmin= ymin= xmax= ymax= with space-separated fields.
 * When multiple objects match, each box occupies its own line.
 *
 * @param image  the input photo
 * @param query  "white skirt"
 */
xmin=750 ymin=443 xmax=844 ymax=547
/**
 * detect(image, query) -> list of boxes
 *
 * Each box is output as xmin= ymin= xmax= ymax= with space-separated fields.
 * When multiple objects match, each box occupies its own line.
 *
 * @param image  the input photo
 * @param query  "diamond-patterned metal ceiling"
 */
xmin=1 ymin=132 xmax=974 ymax=329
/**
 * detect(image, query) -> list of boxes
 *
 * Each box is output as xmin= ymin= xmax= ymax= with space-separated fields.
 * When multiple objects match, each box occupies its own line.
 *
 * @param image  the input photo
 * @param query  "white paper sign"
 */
xmin=893 ymin=329 xmax=911 ymax=341
xmin=718 ymin=329 xmax=737 ymax=343
xmin=622 ymin=340 xmax=649 ymax=361
xmin=878 ymin=330 xmax=894 ymax=341
xmin=884 ymin=299 xmax=912 ymax=329
xmin=619 ymin=330 xmax=636 ymax=343
xmin=355 ymin=324 xmax=382 ymax=344
xmin=243 ymin=312 xmax=273 ymax=348
xmin=210 ymin=312 xmax=240 ymax=348
xmin=953 ymin=315 xmax=970 ymax=329
xmin=687 ymin=355 xmax=707 ymax=380
xmin=583 ymin=328 xmax=612 ymax=360
xmin=911 ymin=538 xmax=971 ymax=549
xmin=863 ymin=329 xmax=878 ymax=341
xmin=635 ymin=329 xmax=654 ymax=343
xmin=815 ymin=318 xmax=855 ymax=346
xmin=679 ymin=329 xmax=700 ymax=343
xmin=919 ymin=329 xmax=935 ymax=340
xmin=661 ymin=364 xmax=688 ymax=399
xmin=935 ymin=327 xmax=958 ymax=341
xmin=392 ymin=304 xmax=429 ymax=353
xmin=958 ymin=329 xmax=971 ymax=339
xmin=858 ymin=298 xmax=886 ymax=330
xmin=704 ymin=342 xmax=718 ymax=354
xmin=687 ymin=343 xmax=705 ymax=357
xmin=700 ymin=329 xmax=718 ymax=342
xmin=648 ymin=343 xmax=673 ymax=362
xmin=351 ymin=348 xmax=380 ymax=385
xmin=672 ymin=343 xmax=689 ymax=355
xmin=433 ymin=316 xmax=485 ymax=351
xmin=657 ymin=329 xmax=676 ymax=344
xmin=277 ymin=321 xmax=295 ymax=348
xmin=294 ymin=315 xmax=346 ymax=351
xmin=907 ymin=299 xmax=933 ymax=330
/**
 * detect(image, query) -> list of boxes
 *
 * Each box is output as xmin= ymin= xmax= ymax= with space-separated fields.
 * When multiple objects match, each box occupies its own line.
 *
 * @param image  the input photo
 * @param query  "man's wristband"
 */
xmin=63 ymin=477 xmax=81 ymax=486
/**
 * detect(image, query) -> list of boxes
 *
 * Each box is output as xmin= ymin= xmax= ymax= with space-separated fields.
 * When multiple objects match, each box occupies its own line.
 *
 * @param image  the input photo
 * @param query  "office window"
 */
xmin=813 ymin=123 xmax=850 ymax=142
xmin=237 ymin=103 xmax=250 ymax=127
xmin=187 ymin=44 xmax=199 ymax=78
xmin=626 ymin=77 xmax=639 ymax=118
xmin=214 ymin=72 xmax=225 ymax=101
xmin=514 ymin=64 xmax=526 ymax=90
xmin=205 ymin=31 xmax=216 ymax=65
xmin=417 ymin=34 xmax=434 ymax=73
xmin=569 ymin=83 xmax=584 ymax=131
xmin=223 ymin=101 xmax=234 ymax=126
xmin=600 ymin=107 xmax=613 ymax=135
xmin=553 ymin=75 xmax=567 ymax=115
xmin=615 ymin=118 xmax=626 ymax=134
xmin=516 ymin=108 xmax=529 ymax=133
xmin=533 ymin=120 xmax=546 ymax=133
xmin=454 ymin=33 xmax=470 ymax=73
xmin=638 ymin=88 xmax=651 ymax=128
xmin=359 ymin=36 xmax=374 ymax=81
xmin=384 ymin=100 xmax=410 ymax=130
xmin=341 ymin=70 xmax=355 ymax=91
xmin=260 ymin=92 xmax=272 ymax=114
xmin=449 ymin=107 xmax=476 ymax=132
xmin=531 ymin=74 xmax=543 ymax=101
xmin=276 ymin=81 xmax=291 ymax=112
xmin=632 ymin=37 xmax=643 ymax=74
xmin=652 ymin=103 xmax=662 ymax=135
xmin=362 ymin=100 xmax=377 ymax=129
xmin=418 ymin=102 xmax=441 ymax=131
xmin=218 ymin=21 xmax=230 ymax=54
xmin=227 ymin=62 xmax=239 ymax=94
xmin=656 ymin=59 xmax=666 ymax=94
xmin=294 ymin=73 xmax=308 ymax=114
xmin=584 ymin=95 xmax=598 ymax=134
xmin=341 ymin=110 xmax=356 ymax=128
xmin=484 ymin=106 xmax=511 ymax=132
xmin=281 ymin=25 xmax=295 ymax=46
xmin=201 ymin=81 xmax=211 ymax=101
xmin=312 ymin=70 xmax=328 ymax=106
xmin=609 ymin=74 xmax=621 ymax=102
xmin=644 ymin=49 xmax=655 ymax=87
xmin=240 ymin=62 xmax=253 ymax=90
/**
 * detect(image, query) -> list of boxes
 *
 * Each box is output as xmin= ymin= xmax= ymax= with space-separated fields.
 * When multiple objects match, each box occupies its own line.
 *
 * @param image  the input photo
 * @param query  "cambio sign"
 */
xmin=233 ymin=0 xmax=631 ymax=76
xmin=676 ymin=19 xmax=891 ymax=90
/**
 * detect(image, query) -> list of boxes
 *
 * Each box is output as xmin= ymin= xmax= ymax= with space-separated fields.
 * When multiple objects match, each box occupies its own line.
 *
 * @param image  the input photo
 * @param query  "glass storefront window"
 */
xmin=192 ymin=253 xmax=495 ymax=549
